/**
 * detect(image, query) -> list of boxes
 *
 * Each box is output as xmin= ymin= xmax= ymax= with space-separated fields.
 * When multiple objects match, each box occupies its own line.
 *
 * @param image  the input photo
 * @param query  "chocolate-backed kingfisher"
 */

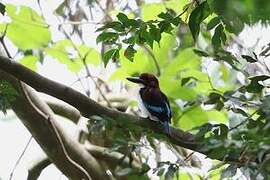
xmin=127 ymin=73 xmax=172 ymax=134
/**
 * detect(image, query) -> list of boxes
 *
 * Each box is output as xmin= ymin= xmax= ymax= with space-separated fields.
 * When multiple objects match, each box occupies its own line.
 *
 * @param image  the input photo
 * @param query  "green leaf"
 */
xmin=55 ymin=2 xmax=65 ymax=15
xmin=45 ymin=40 xmax=83 ymax=72
xmin=96 ymin=32 xmax=118 ymax=44
xmin=241 ymin=55 xmax=257 ymax=63
xmin=259 ymin=95 xmax=270 ymax=119
xmin=103 ymin=49 xmax=119 ymax=67
xmin=207 ymin=16 xmax=220 ymax=30
xmin=207 ymin=110 xmax=227 ymax=123
xmin=5 ymin=4 xmax=51 ymax=50
xmin=163 ymin=48 xmax=200 ymax=76
xmin=149 ymin=25 xmax=161 ymax=43
xmin=0 ymin=3 xmax=6 ymax=15
xmin=178 ymin=106 xmax=209 ymax=130
xmin=246 ymin=75 xmax=270 ymax=93
xmin=96 ymin=21 xmax=125 ymax=32
xmin=139 ymin=28 xmax=154 ymax=48
xmin=160 ymin=80 xmax=197 ymax=100
xmin=141 ymin=3 xmax=166 ymax=21
xmin=140 ymin=163 xmax=151 ymax=174
xmin=212 ymin=24 xmax=224 ymax=50
xmin=215 ymin=50 xmax=239 ymax=70
xmin=109 ymin=49 xmax=155 ymax=81
xmin=77 ymin=45 xmax=101 ymax=65
xmin=181 ymin=77 xmax=193 ymax=86
xmin=249 ymin=75 xmax=270 ymax=82
xmin=193 ymin=49 xmax=209 ymax=57
xmin=158 ymin=12 xmax=174 ymax=20
xmin=122 ymin=36 xmax=136 ymax=45
xmin=124 ymin=46 xmax=136 ymax=61
xmin=117 ymin=13 xmax=129 ymax=23
xmin=19 ymin=55 xmax=38 ymax=71
xmin=158 ymin=20 xmax=173 ymax=33
xmin=165 ymin=164 xmax=178 ymax=179
xmin=231 ymin=108 xmax=248 ymax=117
xmin=0 ymin=81 xmax=18 ymax=114
xmin=205 ymin=92 xmax=224 ymax=110
xmin=157 ymin=168 xmax=165 ymax=176
xmin=188 ymin=1 xmax=211 ymax=41
xmin=195 ymin=123 xmax=213 ymax=138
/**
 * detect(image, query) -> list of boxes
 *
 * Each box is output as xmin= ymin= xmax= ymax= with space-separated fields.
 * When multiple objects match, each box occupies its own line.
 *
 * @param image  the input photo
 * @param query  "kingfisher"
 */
xmin=127 ymin=73 xmax=172 ymax=134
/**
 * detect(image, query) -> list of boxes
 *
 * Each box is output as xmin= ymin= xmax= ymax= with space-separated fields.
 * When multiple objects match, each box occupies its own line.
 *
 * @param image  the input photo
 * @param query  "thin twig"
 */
xmin=0 ymin=24 xmax=12 ymax=58
xmin=82 ymin=56 xmax=112 ymax=107
xmin=57 ymin=20 xmax=100 ymax=26
xmin=56 ymin=16 xmax=112 ymax=106
xmin=143 ymin=46 xmax=161 ymax=76
xmin=93 ymin=0 xmax=113 ymax=21
xmin=184 ymin=152 xmax=195 ymax=162
xmin=229 ymin=110 xmax=258 ymax=131
xmin=9 ymin=136 xmax=33 ymax=180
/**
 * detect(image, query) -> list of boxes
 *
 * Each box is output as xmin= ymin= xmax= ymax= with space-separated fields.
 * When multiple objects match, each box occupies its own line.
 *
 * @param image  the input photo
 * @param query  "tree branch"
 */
xmin=0 ymin=55 xmax=198 ymax=150
xmin=85 ymin=142 xmax=141 ymax=169
xmin=0 ymin=71 xmax=109 ymax=180
xmin=27 ymin=157 xmax=51 ymax=180
xmin=46 ymin=99 xmax=81 ymax=123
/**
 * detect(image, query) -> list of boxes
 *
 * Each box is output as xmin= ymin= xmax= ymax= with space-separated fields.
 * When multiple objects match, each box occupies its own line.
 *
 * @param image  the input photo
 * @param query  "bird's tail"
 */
xmin=163 ymin=121 xmax=170 ymax=135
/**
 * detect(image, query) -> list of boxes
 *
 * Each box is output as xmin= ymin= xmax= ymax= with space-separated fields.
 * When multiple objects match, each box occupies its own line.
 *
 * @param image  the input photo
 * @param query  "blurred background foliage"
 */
xmin=1 ymin=0 xmax=270 ymax=179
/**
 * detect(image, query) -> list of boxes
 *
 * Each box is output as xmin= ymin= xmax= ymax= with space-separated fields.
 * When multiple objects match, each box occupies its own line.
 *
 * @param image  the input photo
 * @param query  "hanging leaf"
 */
xmin=117 ymin=13 xmax=129 ymax=23
xmin=96 ymin=21 xmax=125 ymax=32
xmin=193 ymin=49 xmax=209 ymax=57
xmin=241 ymin=55 xmax=257 ymax=63
xmin=207 ymin=16 xmax=220 ymax=30
xmin=0 ymin=3 xmax=6 ymax=15
xmin=246 ymin=75 xmax=270 ymax=93
xmin=124 ymin=46 xmax=136 ymax=61
xmin=188 ymin=1 xmax=211 ymax=41
xmin=103 ymin=49 xmax=119 ymax=67
xmin=212 ymin=24 xmax=225 ymax=50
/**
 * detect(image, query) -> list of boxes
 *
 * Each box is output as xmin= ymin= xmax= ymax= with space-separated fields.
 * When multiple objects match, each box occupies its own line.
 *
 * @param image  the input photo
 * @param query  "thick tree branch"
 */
xmin=46 ymin=99 xmax=81 ymax=123
xmin=0 ymin=71 xmax=109 ymax=180
xmin=0 ymin=55 xmax=198 ymax=150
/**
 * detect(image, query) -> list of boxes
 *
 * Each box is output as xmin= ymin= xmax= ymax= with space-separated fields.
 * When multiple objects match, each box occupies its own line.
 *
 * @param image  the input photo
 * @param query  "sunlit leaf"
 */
xmin=45 ymin=40 xmax=83 ymax=72
xmin=5 ymin=4 xmax=51 ymax=50
xmin=77 ymin=45 xmax=101 ymax=65
xmin=19 ymin=55 xmax=38 ymax=71
xmin=178 ymin=106 xmax=209 ymax=130
xmin=141 ymin=3 xmax=165 ymax=21
xmin=163 ymin=48 xmax=200 ymax=76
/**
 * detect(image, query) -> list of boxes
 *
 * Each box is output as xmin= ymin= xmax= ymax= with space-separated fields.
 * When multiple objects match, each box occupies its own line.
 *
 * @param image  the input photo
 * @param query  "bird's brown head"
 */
xmin=127 ymin=73 xmax=159 ymax=88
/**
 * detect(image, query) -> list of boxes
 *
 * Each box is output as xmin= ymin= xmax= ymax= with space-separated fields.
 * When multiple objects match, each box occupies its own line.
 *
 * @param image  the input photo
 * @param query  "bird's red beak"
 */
xmin=126 ymin=77 xmax=145 ymax=84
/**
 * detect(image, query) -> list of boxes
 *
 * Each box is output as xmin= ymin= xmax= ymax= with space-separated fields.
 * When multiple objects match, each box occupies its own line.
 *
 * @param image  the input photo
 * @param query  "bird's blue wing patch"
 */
xmin=145 ymin=104 xmax=164 ymax=113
